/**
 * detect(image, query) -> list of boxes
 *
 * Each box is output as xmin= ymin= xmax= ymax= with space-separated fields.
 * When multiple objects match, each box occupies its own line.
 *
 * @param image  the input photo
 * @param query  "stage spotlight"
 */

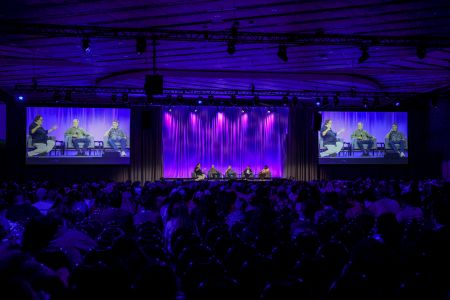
xmin=277 ymin=45 xmax=288 ymax=62
xmin=358 ymin=45 xmax=369 ymax=63
xmin=241 ymin=107 xmax=246 ymax=113
xmin=416 ymin=44 xmax=426 ymax=59
xmin=362 ymin=97 xmax=369 ymax=108
xmin=333 ymin=94 xmax=339 ymax=106
xmin=267 ymin=109 xmax=271 ymax=114
xmin=315 ymin=97 xmax=321 ymax=107
xmin=197 ymin=97 xmax=203 ymax=105
xmin=81 ymin=38 xmax=91 ymax=53
xmin=168 ymin=106 xmax=173 ymax=112
xmin=281 ymin=95 xmax=289 ymax=106
xmin=394 ymin=100 xmax=400 ymax=107
xmin=64 ymin=90 xmax=72 ymax=102
xmin=227 ymin=40 xmax=236 ymax=55
xmin=17 ymin=95 xmax=24 ymax=101
xmin=136 ymin=36 xmax=147 ymax=55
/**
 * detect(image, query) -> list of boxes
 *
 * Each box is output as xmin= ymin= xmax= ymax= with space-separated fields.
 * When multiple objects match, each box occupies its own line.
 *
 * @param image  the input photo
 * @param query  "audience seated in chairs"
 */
xmin=0 ymin=178 xmax=448 ymax=299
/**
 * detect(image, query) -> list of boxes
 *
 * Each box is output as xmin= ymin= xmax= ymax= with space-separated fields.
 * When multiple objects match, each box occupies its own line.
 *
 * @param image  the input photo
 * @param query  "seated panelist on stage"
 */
xmin=385 ymin=122 xmax=406 ymax=158
xmin=104 ymin=120 xmax=128 ymax=157
xmin=28 ymin=115 xmax=58 ymax=157
xmin=64 ymin=119 xmax=91 ymax=156
xmin=243 ymin=165 xmax=254 ymax=179
xmin=225 ymin=165 xmax=237 ymax=179
xmin=351 ymin=122 xmax=375 ymax=156
xmin=194 ymin=163 xmax=206 ymax=181
xmin=320 ymin=119 xmax=345 ymax=158
xmin=258 ymin=165 xmax=271 ymax=179
xmin=208 ymin=164 xmax=221 ymax=179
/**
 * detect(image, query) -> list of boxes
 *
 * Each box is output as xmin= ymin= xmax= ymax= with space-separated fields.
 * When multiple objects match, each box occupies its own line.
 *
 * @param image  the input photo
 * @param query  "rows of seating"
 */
xmin=192 ymin=171 xmax=272 ymax=180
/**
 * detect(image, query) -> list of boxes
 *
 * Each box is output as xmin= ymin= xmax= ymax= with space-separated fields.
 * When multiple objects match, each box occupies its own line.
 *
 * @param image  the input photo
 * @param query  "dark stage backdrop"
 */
xmin=285 ymin=107 xmax=320 ymax=180
xmin=162 ymin=106 xmax=288 ymax=178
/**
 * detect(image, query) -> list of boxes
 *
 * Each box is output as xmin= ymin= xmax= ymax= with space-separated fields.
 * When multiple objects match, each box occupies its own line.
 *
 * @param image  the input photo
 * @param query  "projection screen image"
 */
xmin=26 ymin=107 xmax=131 ymax=165
xmin=318 ymin=111 xmax=408 ymax=165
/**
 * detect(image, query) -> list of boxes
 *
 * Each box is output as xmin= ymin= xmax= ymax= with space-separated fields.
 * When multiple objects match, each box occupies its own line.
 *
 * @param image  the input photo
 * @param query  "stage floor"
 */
xmin=161 ymin=178 xmax=276 ymax=182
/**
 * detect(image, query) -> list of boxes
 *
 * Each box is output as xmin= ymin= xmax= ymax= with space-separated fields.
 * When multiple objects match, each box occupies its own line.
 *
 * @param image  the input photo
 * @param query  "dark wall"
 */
xmin=426 ymin=95 xmax=450 ymax=175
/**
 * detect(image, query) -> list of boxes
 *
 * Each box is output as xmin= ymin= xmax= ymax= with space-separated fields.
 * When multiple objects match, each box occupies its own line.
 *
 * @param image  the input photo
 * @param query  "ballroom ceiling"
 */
xmin=1 ymin=0 xmax=450 ymax=106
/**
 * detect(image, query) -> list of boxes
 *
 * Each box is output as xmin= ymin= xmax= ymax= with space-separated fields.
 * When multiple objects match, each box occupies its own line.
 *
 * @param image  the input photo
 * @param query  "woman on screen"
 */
xmin=320 ymin=119 xmax=344 ymax=158
xmin=27 ymin=115 xmax=58 ymax=157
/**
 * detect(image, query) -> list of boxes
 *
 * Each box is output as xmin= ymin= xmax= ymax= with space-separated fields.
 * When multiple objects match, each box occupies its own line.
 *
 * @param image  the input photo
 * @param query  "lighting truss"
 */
xmin=15 ymin=84 xmax=422 ymax=99
xmin=2 ymin=22 xmax=450 ymax=47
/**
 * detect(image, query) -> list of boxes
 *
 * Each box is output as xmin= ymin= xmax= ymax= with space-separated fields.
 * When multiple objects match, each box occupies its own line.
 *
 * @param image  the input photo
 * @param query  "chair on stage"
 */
xmin=351 ymin=137 xmax=377 ymax=156
xmin=64 ymin=135 xmax=95 ymax=155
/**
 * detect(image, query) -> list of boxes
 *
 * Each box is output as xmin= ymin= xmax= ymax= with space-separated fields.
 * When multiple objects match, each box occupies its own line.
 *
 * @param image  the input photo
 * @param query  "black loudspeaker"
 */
xmin=144 ymin=74 xmax=163 ymax=95
xmin=313 ymin=112 xmax=322 ymax=131
xmin=142 ymin=111 xmax=152 ymax=129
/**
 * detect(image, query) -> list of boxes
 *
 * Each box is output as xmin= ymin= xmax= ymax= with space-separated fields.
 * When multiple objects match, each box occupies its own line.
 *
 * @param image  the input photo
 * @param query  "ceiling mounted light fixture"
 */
xmin=277 ymin=44 xmax=288 ymax=62
xmin=358 ymin=45 xmax=369 ymax=63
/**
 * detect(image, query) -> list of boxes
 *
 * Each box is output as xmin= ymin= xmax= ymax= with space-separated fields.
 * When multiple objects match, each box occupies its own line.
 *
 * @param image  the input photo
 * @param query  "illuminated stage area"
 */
xmin=163 ymin=106 xmax=288 ymax=178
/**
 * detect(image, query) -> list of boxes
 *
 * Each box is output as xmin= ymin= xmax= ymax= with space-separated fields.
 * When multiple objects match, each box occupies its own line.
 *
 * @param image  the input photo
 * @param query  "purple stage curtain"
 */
xmin=162 ymin=106 xmax=288 ymax=178
xmin=319 ymin=111 xmax=408 ymax=143
xmin=26 ymin=107 xmax=131 ymax=142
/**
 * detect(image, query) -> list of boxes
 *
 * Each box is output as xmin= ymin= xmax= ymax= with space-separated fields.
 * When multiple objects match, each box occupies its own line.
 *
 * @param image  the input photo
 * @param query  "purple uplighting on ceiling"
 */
xmin=163 ymin=106 xmax=288 ymax=178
